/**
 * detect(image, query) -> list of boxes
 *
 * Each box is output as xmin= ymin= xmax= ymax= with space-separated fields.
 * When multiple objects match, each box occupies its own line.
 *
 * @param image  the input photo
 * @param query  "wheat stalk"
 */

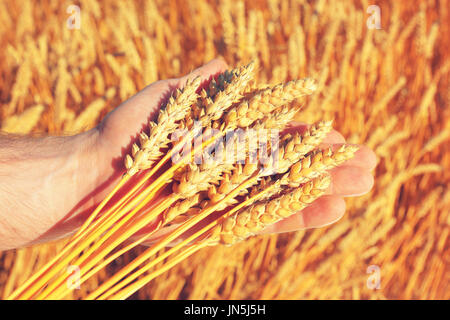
xmin=35 ymin=132 xmax=249 ymax=299
xmin=86 ymin=174 xmax=262 ymax=300
xmin=197 ymin=62 xmax=256 ymax=124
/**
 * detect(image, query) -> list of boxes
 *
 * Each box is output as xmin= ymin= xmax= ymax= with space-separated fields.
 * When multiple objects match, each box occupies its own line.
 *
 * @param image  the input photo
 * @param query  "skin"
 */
xmin=0 ymin=59 xmax=376 ymax=251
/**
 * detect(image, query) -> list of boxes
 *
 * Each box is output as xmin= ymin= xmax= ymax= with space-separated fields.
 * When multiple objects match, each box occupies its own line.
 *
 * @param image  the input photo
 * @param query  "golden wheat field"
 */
xmin=0 ymin=0 xmax=449 ymax=300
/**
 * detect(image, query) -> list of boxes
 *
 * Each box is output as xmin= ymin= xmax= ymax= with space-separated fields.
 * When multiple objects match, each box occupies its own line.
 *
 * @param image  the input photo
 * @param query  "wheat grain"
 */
xmin=256 ymin=106 xmax=297 ymax=130
xmin=164 ymin=195 xmax=203 ymax=223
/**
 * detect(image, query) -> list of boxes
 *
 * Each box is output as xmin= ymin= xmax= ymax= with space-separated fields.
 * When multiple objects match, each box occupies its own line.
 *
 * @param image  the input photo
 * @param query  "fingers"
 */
xmin=321 ymin=130 xmax=346 ymax=145
xmin=329 ymin=166 xmax=374 ymax=196
xmin=259 ymin=195 xmax=346 ymax=234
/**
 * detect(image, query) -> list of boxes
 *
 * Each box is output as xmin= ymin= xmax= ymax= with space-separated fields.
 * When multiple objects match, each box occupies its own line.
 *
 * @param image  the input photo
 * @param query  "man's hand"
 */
xmin=0 ymin=59 xmax=375 ymax=251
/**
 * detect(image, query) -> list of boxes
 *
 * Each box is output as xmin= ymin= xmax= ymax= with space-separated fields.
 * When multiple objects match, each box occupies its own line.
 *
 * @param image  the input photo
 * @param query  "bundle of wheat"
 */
xmin=6 ymin=61 xmax=359 ymax=300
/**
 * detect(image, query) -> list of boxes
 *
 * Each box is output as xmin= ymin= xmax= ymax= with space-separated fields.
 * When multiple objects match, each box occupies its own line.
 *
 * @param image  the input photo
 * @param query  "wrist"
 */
xmin=32 ymin=129 xmax=103 ymax=245
xmin=74 ymin=127 xmax=125 ymax=213
xmin=70 ymin=128 xmax=102 ymax=194
xmin=0 ymin=130 xmax=102 ymax=249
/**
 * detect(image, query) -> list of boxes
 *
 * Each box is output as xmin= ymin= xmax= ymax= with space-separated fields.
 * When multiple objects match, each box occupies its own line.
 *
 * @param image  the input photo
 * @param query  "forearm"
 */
xmin=0 ymin=130 xmax=100 ymax=250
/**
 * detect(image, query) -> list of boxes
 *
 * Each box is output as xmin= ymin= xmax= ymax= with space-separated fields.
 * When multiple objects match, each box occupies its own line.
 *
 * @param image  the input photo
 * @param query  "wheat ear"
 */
xmin=209 ymin=174 xmax=331 ymax=245
xmin=166 ymin=120 xmax=332 ymax=222
xmin=225 ymin=78 xmax=317 ymax=128
xmin=273 ymin=120 xmax=334 ymax=173
xmin=198 ymin=62 xmax=256 ymax=123
xmin=253 ymin=106 xmax=298 ymax=130
xmin=283 ymin=144 xmax=359 ymax=187
xmin=124 ymin=77 xmax=202 ymax=176
xmin=163 ymin=131 xmax=250 ymax=222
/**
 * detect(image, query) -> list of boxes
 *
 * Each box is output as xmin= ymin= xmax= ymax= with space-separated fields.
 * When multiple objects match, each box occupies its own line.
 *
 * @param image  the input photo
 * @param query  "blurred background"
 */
xmin=0 ymin=0 xmax=448 ymax=299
